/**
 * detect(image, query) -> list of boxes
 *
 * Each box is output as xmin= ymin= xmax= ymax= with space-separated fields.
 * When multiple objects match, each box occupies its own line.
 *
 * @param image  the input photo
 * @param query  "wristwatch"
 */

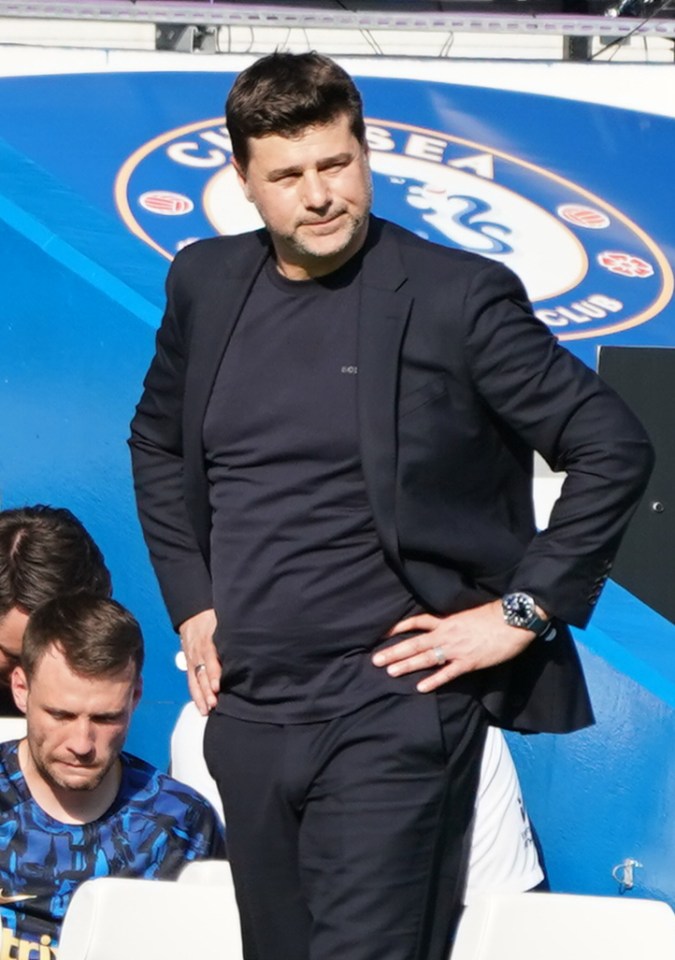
xmin=501 ymin=592 xmax=555 ymax=640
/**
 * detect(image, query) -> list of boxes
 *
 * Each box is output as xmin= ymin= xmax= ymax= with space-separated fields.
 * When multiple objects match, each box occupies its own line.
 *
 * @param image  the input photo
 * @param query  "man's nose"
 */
xmin=66 ymin=719 xmax=96 ymax=757
xmin=301 ymin=170 xmax=330 ymax=209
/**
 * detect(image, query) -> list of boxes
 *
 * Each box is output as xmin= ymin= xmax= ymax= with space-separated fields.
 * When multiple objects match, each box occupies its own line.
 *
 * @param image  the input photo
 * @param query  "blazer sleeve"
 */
xmin=461 ymin=259 xmax=654 ymax=627
xmin=129 ymin=257 xmax=214 ymax=630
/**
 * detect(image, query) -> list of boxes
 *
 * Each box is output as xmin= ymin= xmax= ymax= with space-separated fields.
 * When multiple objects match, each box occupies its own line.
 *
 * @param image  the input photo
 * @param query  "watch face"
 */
xmin=503 ymin=592 xmax=535 ymax=628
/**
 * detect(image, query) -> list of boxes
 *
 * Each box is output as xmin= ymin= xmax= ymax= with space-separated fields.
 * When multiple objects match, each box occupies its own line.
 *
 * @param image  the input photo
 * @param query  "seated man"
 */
xmin=0 ymin=593 xmax=225 ymax=957
xmin=0 ymin=505 xmax=112 ymax=715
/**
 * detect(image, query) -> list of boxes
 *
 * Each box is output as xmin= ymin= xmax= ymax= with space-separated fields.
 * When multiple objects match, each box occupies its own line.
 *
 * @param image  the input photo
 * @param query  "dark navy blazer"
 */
xmin=130 ymin=217 xmax=653 ymax=734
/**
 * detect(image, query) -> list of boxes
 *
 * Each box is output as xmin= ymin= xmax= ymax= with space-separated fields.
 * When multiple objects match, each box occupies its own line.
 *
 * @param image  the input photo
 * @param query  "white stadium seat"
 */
xmin=0 ymin=717 xmax=26 ymax=742
xmin=451 ymin=891 xmax=675 ymax=960
xmin=177 ymin=858 xmax=234 ymax=887
xmin=58 ymin=874 xmax=243 ymax=960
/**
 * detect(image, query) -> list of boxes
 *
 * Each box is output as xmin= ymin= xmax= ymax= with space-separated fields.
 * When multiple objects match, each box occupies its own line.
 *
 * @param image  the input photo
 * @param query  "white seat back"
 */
xmin=0 ymin=717 xmax=26 ymax=742
xmin=451 ymin=892 xmax=675 ymax=960
xmin=58 ymin=875 xmax=243 ymax=960
xmin=170 ymin=702 xmax=225 ymax=821
xmin=178 ymin=858 xmax=234 ymax=887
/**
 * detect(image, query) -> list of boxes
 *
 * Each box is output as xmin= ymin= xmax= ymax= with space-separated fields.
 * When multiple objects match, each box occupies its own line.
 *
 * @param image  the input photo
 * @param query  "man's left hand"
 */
xmin=372 ymin=600 xmax=535 ymax=693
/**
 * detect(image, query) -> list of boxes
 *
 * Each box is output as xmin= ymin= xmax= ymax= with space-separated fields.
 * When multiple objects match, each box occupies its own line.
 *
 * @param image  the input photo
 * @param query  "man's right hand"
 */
xmin=179 ymin=608 xmax=220 ymax=716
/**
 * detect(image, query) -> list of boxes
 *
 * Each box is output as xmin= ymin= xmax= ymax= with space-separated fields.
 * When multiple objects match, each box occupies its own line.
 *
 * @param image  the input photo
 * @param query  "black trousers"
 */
xmin=205 ymin=689 xmax=487 ymax=960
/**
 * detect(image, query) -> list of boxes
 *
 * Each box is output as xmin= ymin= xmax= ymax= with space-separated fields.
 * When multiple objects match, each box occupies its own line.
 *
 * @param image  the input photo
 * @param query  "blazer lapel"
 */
xmin=358 ymin=220 xmax=412 ymax=567
xmin=182 ymin=232 xmax=270 ymax=555
xmin=184 ymin=232 xmax=270 ymax=450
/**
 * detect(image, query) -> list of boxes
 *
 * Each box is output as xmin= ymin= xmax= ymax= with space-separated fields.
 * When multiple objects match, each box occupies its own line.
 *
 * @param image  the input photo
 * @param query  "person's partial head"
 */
xmin=0 ymin=506 xmax=112 ymax=685
xmin=226 ymin=51 xmax=366 ymax=172
xmin=226 ymin=52 xmax=372 ymax=280
xmin=12 ymin=594 xmax=143 ymax=795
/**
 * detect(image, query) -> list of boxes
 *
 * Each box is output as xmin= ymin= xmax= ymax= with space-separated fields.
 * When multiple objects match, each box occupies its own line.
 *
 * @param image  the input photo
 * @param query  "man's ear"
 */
xmin=131 ymin=675 xmax=143 ymax=711
xmin=232 ymin=158 xmax=252 ymax=202
xmin=11 ymin=667 xmax=29 ymax=716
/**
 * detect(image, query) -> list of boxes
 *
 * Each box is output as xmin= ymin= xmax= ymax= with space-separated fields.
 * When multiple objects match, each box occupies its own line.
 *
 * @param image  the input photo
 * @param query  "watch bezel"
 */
xmin=502 ymin=592 xmax=543 ymax=631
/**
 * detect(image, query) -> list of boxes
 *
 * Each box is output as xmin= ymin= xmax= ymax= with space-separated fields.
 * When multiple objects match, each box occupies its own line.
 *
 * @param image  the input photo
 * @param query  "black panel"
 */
xmin=598 ymin=346 xmax=675 ymax=624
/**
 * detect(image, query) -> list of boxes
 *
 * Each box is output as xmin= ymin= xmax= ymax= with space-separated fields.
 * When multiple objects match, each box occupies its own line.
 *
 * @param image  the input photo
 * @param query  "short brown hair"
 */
xmin=22 ymin=594 xmax=144 ymax=682
xmin=0 ymin=505 xmax=111 ymax=619
xmin=226 ymin=51 xmax=366 ymax=169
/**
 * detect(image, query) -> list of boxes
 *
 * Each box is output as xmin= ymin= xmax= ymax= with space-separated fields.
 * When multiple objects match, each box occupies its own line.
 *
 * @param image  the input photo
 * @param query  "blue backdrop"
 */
xmin=1 ymin=66 xmax=674 ymax=903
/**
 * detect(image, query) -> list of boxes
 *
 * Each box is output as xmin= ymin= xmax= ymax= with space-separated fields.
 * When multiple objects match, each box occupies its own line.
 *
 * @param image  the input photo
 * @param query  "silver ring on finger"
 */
xmin=194 ymin=662 xmax=207 ymax=676
xmin=432 ymin=646 xmax=446 ymax=666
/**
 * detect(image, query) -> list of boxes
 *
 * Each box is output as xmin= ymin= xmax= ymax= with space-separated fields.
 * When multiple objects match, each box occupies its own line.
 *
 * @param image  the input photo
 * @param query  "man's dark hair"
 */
xmin=0 ymin=505 xmax=112 ymax=619
xmin=226 ymin=51 xmax=366 ymax=169
xmin=22 ymin=594 xmax=144 ymax=682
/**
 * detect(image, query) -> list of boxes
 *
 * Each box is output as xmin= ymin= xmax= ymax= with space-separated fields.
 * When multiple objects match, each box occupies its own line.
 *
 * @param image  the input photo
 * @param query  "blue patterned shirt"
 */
xmin=0 ymin=740 xmax=225 ymax=956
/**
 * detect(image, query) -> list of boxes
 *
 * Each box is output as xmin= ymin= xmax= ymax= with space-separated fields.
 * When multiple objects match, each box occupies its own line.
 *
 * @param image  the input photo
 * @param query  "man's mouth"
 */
xmin=59 ymin=760 xmax=97 ymax=772
xmin=301 ymin=211 xmax=345 ymax=228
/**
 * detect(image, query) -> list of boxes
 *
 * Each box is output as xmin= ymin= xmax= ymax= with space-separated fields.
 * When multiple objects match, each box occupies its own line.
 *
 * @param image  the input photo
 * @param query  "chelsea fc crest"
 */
xmin=115 ymin=117 xmax=672 ymax=343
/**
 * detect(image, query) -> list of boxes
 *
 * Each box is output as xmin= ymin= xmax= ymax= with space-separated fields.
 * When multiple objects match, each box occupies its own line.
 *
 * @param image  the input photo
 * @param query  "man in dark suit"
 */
xmin=129 ymin=52 xmax=653 ymax=960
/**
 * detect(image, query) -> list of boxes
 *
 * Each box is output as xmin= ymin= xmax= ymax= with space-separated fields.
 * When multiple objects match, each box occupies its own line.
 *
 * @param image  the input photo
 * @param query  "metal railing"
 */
xmin=0 ymin=1 xmax=673 ymax=36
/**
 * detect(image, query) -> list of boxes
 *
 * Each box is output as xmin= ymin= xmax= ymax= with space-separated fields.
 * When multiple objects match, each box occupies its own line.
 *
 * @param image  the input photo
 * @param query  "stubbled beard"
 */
xmin=32 ymin=753 xmax=112 ymax=793
xmin=288 ymin=208 xmax=369 ymax=260
xmin=266 ymin=176 xmax=372 ymax=264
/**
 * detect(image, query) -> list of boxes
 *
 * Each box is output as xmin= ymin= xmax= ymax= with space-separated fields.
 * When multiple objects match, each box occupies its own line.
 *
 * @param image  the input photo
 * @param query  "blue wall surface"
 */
xmin=509 ymin=582 xmax=675 ymax=902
